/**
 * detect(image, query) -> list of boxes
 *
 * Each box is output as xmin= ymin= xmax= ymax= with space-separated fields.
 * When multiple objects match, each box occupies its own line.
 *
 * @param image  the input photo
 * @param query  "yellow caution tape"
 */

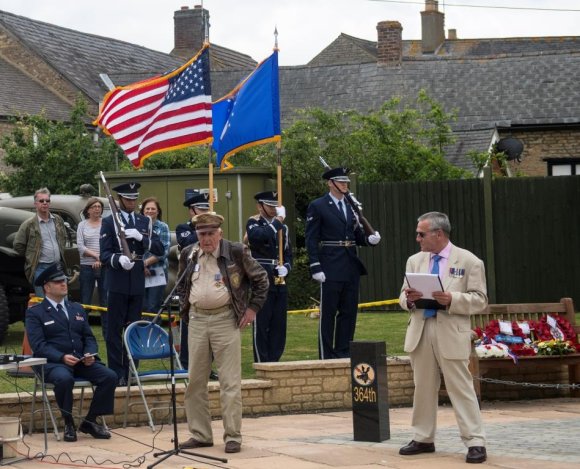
xmin=30 ymin=296 xmax=400 ymax=319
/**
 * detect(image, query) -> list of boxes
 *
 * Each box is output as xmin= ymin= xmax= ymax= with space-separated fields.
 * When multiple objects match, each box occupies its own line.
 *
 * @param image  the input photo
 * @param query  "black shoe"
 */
xmin=466 ymin=446 xmax=487 ymax=464
xmin=79 ymin=420 xmax=111 ymax=439
xmin=117 ymin=377 xmax=127 ymax=387
xmin=399 ymin=440 xmax=435 ymax=455
xmin=209 ymin=370 xmax=218 ymax=381
xmin=63 ymin=423 xmax=77 ymax=442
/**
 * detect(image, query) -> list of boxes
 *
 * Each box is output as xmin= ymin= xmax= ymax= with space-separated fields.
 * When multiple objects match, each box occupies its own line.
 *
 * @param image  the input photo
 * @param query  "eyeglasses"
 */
xmin=37 ymin=199 xmax=50 ymax=203
xmin=416 ymin=229 xmax=439 ymax=238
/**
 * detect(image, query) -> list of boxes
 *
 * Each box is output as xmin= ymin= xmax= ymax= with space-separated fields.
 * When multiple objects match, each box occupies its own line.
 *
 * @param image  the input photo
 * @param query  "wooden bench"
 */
xmin=469 ymin=297 xmax=580 ymax=400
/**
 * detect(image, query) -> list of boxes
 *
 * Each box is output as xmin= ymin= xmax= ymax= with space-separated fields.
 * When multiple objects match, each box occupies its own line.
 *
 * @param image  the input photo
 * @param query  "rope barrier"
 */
xmin=288 ymin=298 xmax=400 ymax=315
xmin=30 ymin=296 xmax=402 ymax=318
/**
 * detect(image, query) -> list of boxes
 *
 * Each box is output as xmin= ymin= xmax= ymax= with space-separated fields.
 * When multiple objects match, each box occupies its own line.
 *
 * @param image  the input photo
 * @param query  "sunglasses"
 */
xmin=37 ymin=199 xmax=51 ymax=203
xmin=416 ymin=229 xmax=439 ymax=238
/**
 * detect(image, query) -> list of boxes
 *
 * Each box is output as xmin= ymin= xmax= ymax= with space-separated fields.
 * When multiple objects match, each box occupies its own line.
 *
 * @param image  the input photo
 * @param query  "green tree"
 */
xmin=0 ymin=98 xmax=120 ymax=195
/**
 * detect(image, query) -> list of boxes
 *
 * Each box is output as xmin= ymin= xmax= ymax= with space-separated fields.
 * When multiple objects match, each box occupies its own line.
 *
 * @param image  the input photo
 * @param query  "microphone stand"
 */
xmin=147 ymin=265 xmax=227 ymax=468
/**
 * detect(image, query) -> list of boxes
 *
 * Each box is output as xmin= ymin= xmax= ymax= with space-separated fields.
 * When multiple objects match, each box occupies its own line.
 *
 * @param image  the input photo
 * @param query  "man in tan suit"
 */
xmin=398 ymin=212 xmax=487 ymax=464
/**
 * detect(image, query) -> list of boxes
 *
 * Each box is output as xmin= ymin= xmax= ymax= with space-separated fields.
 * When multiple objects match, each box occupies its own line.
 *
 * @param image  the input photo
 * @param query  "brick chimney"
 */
xmin=376 ymin=21 xmax=403 ymax=66
xmin=171 ymin=5 xmax=208 ymax=59
xmin=421 ymin=0 xmax=445 ymax=54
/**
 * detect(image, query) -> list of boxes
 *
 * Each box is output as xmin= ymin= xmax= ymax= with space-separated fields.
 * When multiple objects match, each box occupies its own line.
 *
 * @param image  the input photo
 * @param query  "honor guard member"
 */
xmin=246 ymin=191 xmax=292 ymax=362
xmin=25 ymin=263 xmax=117 ymax=442
xmin=100 ymin=182 xmax=163 ymax=385
xmin=174 ymin=190 xmax=210 ymax=370
xmin=175 ymin=190 xmax=210 ymax=251
xmin=305 ymin=167 xmax=381 ymax=359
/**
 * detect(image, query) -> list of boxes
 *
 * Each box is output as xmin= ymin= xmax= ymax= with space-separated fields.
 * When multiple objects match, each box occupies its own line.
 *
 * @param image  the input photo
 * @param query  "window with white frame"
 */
xmin=545 ymin=159 xmax=580 ymax=176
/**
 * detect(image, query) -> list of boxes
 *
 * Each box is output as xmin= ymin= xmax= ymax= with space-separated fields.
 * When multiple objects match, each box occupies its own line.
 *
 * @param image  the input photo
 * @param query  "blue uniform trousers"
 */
xmin=105 ymin=290 xmax=143 ymax=380
xmin=252 ymin=286 xmax=287 ymax=362
xmin=318 ymin=276 xmax=360 ymax=359
xmin=44 ymin=362 xmax=117 ymax=422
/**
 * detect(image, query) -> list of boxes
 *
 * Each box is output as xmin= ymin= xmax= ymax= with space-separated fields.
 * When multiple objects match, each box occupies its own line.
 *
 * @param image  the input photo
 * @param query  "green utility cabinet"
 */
xmin=99 ymin=167 xmax=291 ymax=243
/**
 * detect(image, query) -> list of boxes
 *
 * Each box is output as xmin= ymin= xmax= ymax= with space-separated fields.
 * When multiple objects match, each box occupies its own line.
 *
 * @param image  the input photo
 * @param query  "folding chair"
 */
xmin=122 ymin=320 xmax=189 ymax=431
xmin=29 ymin=375 xmax=94 ymax=441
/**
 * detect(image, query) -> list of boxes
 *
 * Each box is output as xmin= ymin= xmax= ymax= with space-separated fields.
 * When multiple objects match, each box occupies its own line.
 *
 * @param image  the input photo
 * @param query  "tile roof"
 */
xmin=0 ymin=10 xmax=184 ymax=104
xmin=239 ymin=50 xmax=578 ymax=171
xmin=0 ymin=9 xmax=254 ymax=107
xmin=308 ymin=33 xmax=580 ymax=66
xmin=2 ymin=9 xmax=579 ymax=172
xmin=0 ymin=57 xmax=72 ymax=121
xmin=174 ymin=43 xmax=257 ymax=71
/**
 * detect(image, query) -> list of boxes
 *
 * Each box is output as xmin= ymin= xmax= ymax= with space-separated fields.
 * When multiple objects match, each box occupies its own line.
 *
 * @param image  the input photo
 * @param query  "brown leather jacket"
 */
xmin=177 ymin=238 xmax=269 ymax=326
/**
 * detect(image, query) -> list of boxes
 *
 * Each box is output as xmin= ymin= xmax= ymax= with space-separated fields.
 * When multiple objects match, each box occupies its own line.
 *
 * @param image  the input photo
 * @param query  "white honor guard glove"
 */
xmin=312 ymin=272 xmax=326 ymax=283
xmin=276 ymin=265 xmax=289 ymax=277
xmin=119 ymin=255 xmax=135 ymax=271
xmin=124 ymin=228 xmax=143 ymax=241
xmin=368 ymin=231 xmax=381 ymax=245
xmin=275 ymin=205 xmax=286 ymax=221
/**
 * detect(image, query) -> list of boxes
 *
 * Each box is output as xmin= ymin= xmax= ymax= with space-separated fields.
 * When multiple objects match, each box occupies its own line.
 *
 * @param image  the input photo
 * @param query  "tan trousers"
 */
xmin=184 ymin=309 xmax=242 ymax=444
xmin=409 ymin=317 xmax=486 ymax=447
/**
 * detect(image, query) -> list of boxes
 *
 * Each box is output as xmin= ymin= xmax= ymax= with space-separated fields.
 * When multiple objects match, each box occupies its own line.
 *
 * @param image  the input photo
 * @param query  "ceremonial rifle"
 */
xmin=99 ymin=171 xmax=133 ymax=259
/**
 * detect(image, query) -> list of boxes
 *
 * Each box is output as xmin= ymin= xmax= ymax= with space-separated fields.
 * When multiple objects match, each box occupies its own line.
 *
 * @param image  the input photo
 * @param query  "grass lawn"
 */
xmin=0 ymin=311 xmax=408 ymax=394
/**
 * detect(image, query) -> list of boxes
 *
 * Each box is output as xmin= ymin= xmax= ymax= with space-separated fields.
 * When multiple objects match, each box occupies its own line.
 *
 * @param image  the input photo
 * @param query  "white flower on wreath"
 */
xmin=475 ymin=343 xmax=509 ymax=358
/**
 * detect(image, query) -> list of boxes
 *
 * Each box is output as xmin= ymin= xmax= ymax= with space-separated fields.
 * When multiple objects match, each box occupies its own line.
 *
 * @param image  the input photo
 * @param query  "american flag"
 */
xmin=95 ymin=46 xmax=212 ymax=168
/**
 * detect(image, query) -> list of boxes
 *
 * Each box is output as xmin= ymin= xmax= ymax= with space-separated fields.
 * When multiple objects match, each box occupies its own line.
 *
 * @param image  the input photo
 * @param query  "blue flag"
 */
xmin=212 ymin=51 xmax=281 ymax=170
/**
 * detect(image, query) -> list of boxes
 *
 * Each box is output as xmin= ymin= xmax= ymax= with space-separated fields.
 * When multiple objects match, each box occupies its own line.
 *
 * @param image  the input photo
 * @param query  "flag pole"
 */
xmin=273 ymin=27 xmax=285 ymax=285
xmin=208 ymin=144 xmax=214 ymax=212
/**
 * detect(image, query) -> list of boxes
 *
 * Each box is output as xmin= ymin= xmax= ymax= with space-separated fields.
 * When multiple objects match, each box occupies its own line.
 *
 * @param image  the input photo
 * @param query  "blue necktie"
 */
xmin=424 ymin=254 xmax=442 ymax=318
xmin=57 ymin=303 xmax=69 ymax=321
xmin=337 ymin=200 xmax=346 ymax=220
xmin=126 ymin=214 xmax=135 ymax=228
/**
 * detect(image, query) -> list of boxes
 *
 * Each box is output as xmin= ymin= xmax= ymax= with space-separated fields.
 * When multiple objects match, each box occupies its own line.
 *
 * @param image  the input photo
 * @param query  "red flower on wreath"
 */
xmin=531 ymin=315 xmax=578 ymax=345
xmin=482 ymin=320 xmax=528 ymax=341
xmin=473 ymin=314 xmax=580 ymax=357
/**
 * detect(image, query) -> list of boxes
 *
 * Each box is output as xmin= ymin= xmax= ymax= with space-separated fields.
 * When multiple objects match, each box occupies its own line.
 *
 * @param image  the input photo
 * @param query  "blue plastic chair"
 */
xmin=122 ymin=320 xmax=188 ymax=431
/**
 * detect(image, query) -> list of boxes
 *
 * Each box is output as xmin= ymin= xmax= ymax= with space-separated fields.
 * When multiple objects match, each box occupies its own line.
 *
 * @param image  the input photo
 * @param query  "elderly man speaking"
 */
xmin=177 ymin=212 xmax=268 ymax=454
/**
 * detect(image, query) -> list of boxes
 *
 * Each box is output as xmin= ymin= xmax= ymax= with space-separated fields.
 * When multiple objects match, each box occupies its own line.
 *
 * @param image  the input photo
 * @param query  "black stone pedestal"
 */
xmin=350 ymin=341 xmax=390 ymax=442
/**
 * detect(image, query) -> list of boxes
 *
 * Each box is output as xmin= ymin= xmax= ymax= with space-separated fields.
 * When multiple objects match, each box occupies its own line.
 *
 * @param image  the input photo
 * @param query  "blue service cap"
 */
xmin=34 ymin=263 xmax=67 ymax=287
xmin=112 ymin=182 xmax=140 ymax=200
xmin=183 ymin=191 xmax=210 ymax=209
xmin=254 ymin=191 xmax=278 ymax=207
xmin=322 ymin=167 xmax=350 ymax=182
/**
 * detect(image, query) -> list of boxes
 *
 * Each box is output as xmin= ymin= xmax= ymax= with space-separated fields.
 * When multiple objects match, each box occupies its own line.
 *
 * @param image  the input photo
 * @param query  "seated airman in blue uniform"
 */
xmin=26 ymin=262 xmax=117 ymax=442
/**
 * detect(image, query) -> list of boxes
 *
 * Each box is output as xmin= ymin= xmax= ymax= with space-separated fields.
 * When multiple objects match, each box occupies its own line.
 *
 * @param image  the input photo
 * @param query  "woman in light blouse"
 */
xmin=140 ymin=197 xmax=170 ymax=315
xmin=77 ymin=198 xmax=108 ymax=332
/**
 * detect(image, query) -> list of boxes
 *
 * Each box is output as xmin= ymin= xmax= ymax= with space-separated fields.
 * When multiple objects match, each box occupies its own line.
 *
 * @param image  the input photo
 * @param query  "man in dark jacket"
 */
xmin=25 ymin=263 xmax=117 ymax=442
xmin=100 ymin=182 xmax=163 ymax=384
xmin=177 ymin=212 xmax=268 ymax=454
xmin=13 ymin=187 xmax=68 ymax=297
xmin=305 ymin=167 xmax=381 ymax=359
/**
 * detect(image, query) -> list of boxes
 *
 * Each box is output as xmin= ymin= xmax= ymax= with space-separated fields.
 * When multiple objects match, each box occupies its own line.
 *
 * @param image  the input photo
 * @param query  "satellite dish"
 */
xmin=496 ymin=137 xmax=524 ymax=162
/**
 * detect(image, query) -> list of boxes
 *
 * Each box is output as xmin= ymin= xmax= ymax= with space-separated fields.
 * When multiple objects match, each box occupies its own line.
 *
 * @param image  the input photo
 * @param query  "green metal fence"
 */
xmin=357 ymin=171 xmax=580 ymax=306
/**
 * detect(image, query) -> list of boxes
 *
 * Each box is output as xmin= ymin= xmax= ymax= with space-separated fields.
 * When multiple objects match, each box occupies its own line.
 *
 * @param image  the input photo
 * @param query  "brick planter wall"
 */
xmin=1 ymin=357 xmax=572 ymax=431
